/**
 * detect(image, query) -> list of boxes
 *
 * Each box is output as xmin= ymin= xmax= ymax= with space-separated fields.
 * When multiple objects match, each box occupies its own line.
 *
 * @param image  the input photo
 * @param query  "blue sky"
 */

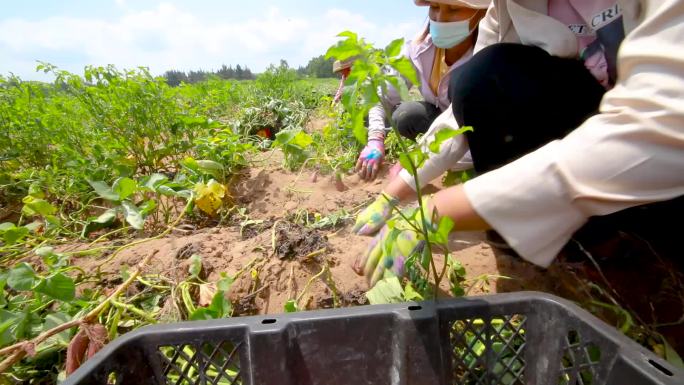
xmin=1 ymin=1 xmax=428 ymax=80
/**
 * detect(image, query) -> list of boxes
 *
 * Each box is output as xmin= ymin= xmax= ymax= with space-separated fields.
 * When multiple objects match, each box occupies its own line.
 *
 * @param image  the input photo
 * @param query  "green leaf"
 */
xmin=189 ymin=254 xmax=202 ymax=279
xmin=40 ymin=313 xmax=72 ymax=347
xmin=3 ymin=226 xmax=29 ymax=245
xmin=189 ymin=307 xmax=213 ymax=321
xmin=384 ymin=38 xmax=404 ymax=57
xmin=208 ymin=291 xmax=231 ymax=317
xmin=362 ymin=82 xmax=380 ymax=106
xmin=275 ymin=129 xmax=296 ymax=145
xmin=366 ymin=276 xmax=405 ymax=305
xmin=217 ymin=273 xmax=234 ymax=291
xmin=428 ymin=216 xmax=455 ymax=246
xmin=0 ymin=311 xmax=21 ymax=346
xmin=390 ymin=57 xmax=420 ymax=87
xmin=290 ymin=131 xmax=313 ymax=148
xmin=284 ymin=299 xmax=298 ymax=313
xmin=7 ymin=263 xmax=36 ymax=291
xmin=45 ymin=215 xmax=61 ymax=228
xmin=94 ymin=209 xmax=117 ymax=225
xmin=403 ymin=282 xmax=424 ymax=301
xmin=0 ymin=271 xmax=7 ymax=291
xmin=428 ymin=126 xmax=473 ymax=153
xmin=387 ymin=77 xmax=410 ymax=101
xmin=196 ymin=160 xmax=225 ymax=179
xmin=113 ymin=177 xmax=137 ymax=201
xmin=82 ymin=209 xmax=118 ymax=237
xmin=325 ymin=32 xmax=361 ymax=61
xmin=144 ymin=173 xmax=168 ymax=190
xmin=21 ymin=196 xmax=57 ymax=217
xmin=28 ymin=182 xmax=45 ymax=199
xmin=35 ymin=273 xmax=75 ymax=301
xmin=88 ymin=180 xmax=120 ymax=201
xmin=347 ymin=60 xmax=370 ymax=85
xmin=0 ymin=223 xmax=15 ymax=232
xmin=139 ymin=200 xmax=157 ymax=216
xmin=398 ymin=149 xmax=427 ymax=174
xmin=663 ymin=339 xmax=684 ymax=369
xmin=180 ymin=157 xmax=199 ymax=172
xmin=189 ymin=291 xmax=231 ymax=320
xmin=337 ymin=30 xmax=358 ymax=40
xmin=352 ymin=109 xmax=368 ymax=145
xmin=121 ymin=201 xmax=144 ymax=230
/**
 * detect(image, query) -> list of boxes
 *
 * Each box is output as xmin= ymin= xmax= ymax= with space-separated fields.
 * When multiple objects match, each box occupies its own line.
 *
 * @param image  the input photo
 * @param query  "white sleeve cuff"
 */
xmin=463 ymin=141 xmax=586 ymax=267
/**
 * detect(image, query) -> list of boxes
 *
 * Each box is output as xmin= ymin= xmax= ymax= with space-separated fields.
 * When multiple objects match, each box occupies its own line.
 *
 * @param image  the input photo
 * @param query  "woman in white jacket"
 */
xmin=355 ymin=0 xmax=488 ymax=181
xmin=354 ymin=0 xmax=684 ymax=284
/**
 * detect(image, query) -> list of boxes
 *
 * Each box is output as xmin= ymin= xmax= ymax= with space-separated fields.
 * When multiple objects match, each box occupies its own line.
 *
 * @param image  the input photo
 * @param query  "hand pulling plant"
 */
xmin=325 ymin=32 xmax=472 ymax=301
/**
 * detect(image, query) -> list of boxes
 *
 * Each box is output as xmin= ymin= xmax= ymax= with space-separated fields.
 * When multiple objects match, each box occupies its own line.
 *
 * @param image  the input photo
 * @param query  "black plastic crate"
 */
xmin=64 ymin=292 xmax=682 ymax=385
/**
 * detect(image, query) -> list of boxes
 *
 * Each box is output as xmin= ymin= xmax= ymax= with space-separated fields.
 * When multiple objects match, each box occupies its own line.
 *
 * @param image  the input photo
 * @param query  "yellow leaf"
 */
xmin=194 ymin=179 xmax=226 ymax=215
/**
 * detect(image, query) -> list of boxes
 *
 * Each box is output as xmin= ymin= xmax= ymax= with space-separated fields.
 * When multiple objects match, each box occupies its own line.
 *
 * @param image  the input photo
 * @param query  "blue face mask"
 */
xmin=429 ymin=16 xmax=476 ymax=49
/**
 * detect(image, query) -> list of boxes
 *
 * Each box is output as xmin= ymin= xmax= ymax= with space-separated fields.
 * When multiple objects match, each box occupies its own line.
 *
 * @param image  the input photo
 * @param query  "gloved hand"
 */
xmin=354 ymin=204 xmax=434 ymax=286
xmin=352 ymin=192 xmax=399 ymax=236
xmin=355 ymin=139 xmax=385 ymax=181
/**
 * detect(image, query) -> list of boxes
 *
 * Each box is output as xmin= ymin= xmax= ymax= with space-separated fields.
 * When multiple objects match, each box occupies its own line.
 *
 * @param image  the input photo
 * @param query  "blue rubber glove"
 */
xmin=355 ymin=139 xmax=385 ymax=181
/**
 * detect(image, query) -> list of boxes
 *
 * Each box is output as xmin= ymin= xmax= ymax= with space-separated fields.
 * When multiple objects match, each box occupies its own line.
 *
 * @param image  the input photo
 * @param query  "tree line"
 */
xmin=163 ymin=55 xmax=338 ymax=86
xmin=163 ymin=64 xmax=255 ymax=86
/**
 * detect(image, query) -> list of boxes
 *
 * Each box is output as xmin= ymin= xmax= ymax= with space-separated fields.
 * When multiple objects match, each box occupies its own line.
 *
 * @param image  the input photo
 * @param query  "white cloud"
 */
xmin=0 ymin=2 xmax=419 ymax=79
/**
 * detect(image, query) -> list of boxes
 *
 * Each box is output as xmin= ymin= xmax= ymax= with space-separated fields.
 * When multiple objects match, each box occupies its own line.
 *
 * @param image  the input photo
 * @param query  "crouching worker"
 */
xmin=354 ymin=0 xmax=684 ymax=285
xmin=356 ymin=0 xmax=489 ymax=181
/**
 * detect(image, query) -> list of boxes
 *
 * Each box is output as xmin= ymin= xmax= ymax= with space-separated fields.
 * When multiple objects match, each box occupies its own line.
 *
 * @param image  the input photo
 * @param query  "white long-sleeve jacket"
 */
xmin=397 ymin=108 xmax=472 ymax=191
xmin=464 ymin=0 xmax=684 ymax=266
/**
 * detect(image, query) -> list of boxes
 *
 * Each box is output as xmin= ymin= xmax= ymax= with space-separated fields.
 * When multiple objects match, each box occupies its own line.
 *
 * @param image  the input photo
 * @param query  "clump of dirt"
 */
xmin=341 ymin=287 xmax=369 ymax=306
xmin=175 ymin=242 xmax=201 ymax=260
xmin=273 ymin=221 xmax=328 ymax=261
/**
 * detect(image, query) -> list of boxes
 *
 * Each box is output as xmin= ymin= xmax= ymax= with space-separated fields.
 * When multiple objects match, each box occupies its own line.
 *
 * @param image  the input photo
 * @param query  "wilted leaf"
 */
xmin=198 ymin=283 xmax=216 ymax=307
xmin=66 ymin=329 xmax=88 ymax=375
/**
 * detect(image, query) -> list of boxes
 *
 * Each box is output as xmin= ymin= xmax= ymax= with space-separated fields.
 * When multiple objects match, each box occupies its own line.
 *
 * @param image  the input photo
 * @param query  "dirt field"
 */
xmin=50 ymin=136 xmax=684 ymax=358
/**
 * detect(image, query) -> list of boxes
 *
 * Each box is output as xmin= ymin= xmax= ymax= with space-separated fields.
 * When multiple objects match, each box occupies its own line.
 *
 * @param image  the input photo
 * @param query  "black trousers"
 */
xmin=392 ymin=101 xmax=441 ymax=141
xmin=450 ymin=43 xmax=606 ymax=173
xmin=449 ymin=43 xmax=683 ymax=251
